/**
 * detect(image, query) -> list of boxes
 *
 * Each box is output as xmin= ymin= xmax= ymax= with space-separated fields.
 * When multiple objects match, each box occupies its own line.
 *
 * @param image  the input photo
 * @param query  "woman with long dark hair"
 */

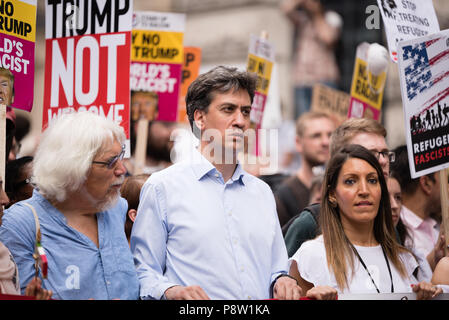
xmin=289 ymin=144 xmax=441 ymax=299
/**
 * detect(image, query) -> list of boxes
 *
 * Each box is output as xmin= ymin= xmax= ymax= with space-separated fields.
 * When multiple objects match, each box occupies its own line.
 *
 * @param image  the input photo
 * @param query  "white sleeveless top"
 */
xmin=290 ymin=235 xmax=419 ymax=294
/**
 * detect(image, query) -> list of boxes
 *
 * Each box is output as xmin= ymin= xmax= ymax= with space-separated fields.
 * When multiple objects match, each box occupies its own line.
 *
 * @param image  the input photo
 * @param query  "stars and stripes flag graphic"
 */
xmin=403 ymin=37 xmax=449 ymax=102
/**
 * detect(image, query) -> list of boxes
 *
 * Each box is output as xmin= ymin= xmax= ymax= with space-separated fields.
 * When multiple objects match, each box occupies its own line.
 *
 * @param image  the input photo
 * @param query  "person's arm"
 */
xmin=432 ymin=257 xmax=449 ymax=285
xmin=280 ymin=0 xmax=307 ymax=25
xmin=269 ymin=191 xmax=302 ymax=300
xmin=131 ymin=182 xmax=179 ymax=299
xmin=289 ymin=260 xmax=314 ymax=294
xmin=0 ymin=204 xmax=39 ymax=294
xmin=426 ymin=233 xmax=446 ymax=271
xmin=306 ymin=2 xmax=341 ymax=46
xmin=131 ymin=181 xmax=210 ymax=300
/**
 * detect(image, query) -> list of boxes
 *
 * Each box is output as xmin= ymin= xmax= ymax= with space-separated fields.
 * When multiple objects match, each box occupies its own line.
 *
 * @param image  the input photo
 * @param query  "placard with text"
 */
xmin=177 ymin=47 xmax=201 ymax=124
xmin=131 ymin=11 xmax=185 ymax=122
xmin=377 ymin=0 xmax=440 ymax=62
xmin=348 ymin=42 xmax=386 ymax=121
xmin=397 ymin=29 xmax=449 ymax=178
xmin=43 ymin=0 xmax=132 ymax=150
xmin=0 ymin=0 xmax=37 ymax=111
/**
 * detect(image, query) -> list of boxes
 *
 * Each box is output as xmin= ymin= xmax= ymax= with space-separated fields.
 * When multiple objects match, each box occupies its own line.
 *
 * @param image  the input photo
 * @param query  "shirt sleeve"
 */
xmin=130 ymin=181 xmax=179 ymax=300
xmin=290 ymin=239 xmax=328 ymax=286
xmin=0 ymin=203 xmax=39 ymax=294
xmin=268 ymin=188 xmax=290 ymax=294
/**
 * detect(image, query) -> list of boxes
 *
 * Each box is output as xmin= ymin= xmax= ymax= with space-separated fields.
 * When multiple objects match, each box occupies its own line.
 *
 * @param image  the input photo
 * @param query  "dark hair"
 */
xmin=5 ymin=156 xmax=33 ymax=203
xmin=6 ymin=118 xmax=15 ymax=163
xmin=321 ymin=144 xmax=409 ymax=289
xmin=120 ymin=174 xmax=150 ymax=240
xmin=185 ymin=66 xmax=256 ymax=133
xmin=390 ymin=145 xmax=435 ymax=195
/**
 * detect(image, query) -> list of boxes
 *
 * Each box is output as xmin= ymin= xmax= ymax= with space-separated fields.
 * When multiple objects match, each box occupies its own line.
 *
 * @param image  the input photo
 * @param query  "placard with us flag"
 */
xmin=398 ymin=29 xmax=449 ymax=178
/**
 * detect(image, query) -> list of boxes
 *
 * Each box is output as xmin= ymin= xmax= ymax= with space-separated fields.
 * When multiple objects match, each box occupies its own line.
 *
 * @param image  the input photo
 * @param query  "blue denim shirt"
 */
xmin=0 ymin=190 xmax=139 ymax=300
xmin=131 ymin=148 xmax=288 ymax=300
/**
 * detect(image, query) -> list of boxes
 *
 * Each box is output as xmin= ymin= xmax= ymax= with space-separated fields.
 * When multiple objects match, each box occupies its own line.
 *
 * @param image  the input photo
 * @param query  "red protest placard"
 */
xmin=42 ymin=1 xmax=133 ymax=149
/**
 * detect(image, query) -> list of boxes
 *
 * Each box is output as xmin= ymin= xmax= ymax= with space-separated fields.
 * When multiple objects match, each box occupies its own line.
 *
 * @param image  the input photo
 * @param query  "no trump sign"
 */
xmin=43 ymin=0 xmax=132 ymax=147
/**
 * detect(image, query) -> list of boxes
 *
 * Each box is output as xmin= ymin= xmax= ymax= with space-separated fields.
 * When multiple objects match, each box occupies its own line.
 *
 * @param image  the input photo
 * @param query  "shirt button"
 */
xmin=228 ymin=212 xmax=232 ymax=216
xmin=240 ymin=267 xmax=244 ymax=272
xmin=106 ymin=281 xmax=111 ymax=285
xmin=215 ymin=173 xmax=219 ymax=177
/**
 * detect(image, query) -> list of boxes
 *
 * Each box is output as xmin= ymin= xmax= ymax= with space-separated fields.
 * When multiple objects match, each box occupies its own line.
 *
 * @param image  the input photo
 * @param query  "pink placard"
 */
xmin=130 ymin=62 xmax=182 ymax=121
xmin=348 ymin=97 xmax=381 ymax=121
xmin=0 ymin=34 xmax=35 ymax=111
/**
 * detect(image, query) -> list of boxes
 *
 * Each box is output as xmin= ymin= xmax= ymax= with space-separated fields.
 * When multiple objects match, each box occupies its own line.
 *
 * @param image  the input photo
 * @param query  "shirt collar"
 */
xmin=401 ymin=205 xmax=437 ymax=229
xmin=190 ymin=147 xmax=247 ymax=185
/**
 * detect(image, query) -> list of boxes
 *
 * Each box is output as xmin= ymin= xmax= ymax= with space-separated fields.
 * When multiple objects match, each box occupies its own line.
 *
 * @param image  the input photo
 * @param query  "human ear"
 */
xmin=328 ymin=191 xmax=337 ymax=208
xmin=128 ymin=209 xmax=137 ymax=222
xmin=194 ymin=109 xmax=205 ymax=130
xmin=419 ymin=176 xmax=434 ymax=196
xmin=295 ymin=135 xmax=304 ymax=153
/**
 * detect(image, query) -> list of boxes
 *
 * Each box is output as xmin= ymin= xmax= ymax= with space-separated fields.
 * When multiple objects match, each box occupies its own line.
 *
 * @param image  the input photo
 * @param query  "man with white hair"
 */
xmin=0 ymin=112 xmax=139 ymax=300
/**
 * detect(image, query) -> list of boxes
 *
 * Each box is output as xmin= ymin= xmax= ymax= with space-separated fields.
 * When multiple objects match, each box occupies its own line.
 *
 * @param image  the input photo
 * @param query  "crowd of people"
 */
xmin=0 ymin=63 xmax=448 ymax=300
xmin=0 ymin=0 xmax=448 ymax=301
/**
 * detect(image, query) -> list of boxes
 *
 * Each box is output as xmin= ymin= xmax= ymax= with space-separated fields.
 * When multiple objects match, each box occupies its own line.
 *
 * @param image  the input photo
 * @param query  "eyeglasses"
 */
xmin=371 ymin=150 xmax=395 ymax=163
xmin=92 ymin=145 xmax=125 ymax=169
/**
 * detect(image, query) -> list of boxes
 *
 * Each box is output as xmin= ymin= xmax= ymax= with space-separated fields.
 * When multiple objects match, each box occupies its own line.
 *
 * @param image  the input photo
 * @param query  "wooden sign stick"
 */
xmin=133 ymin=118 xmax=149 ymax=175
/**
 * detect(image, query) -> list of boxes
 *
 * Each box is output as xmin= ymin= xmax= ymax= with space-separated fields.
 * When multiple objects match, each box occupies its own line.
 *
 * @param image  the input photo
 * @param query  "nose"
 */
xmin=114 ymin=159 xmax=127 ymax=176
xmin=233 ymin=110 xmax=247 ymax=128
xmin=358 ymin=180 xmax=370 ymax=197
xmin=322 ymin=134 xmax=331 ymax=148
xmin=390 ymin=194 xmax=399 ymax=212
xmin=0 ymin=187 xmax=10 ymax=208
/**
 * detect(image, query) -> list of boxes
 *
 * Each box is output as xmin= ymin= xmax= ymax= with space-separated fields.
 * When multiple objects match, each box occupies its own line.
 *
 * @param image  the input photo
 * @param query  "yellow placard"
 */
xmin=350 ymin=58 xmax=386 ymax=111
xmin=0 ymin=0 xmax=36 ymax=42
xmin=247 ymin=53 xmax=273 ymax=96
xmin=131 ymin=29 xmax=184 ymax=64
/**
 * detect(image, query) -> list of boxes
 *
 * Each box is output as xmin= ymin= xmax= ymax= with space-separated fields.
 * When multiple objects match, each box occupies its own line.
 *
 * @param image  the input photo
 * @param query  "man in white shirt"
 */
xmin=131 ymin=66 xmax=302 ymax=300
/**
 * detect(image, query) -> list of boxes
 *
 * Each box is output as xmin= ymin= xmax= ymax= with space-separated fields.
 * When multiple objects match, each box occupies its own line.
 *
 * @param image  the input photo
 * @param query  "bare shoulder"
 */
xmin=432 ymin=257 xmax=449 ymax=285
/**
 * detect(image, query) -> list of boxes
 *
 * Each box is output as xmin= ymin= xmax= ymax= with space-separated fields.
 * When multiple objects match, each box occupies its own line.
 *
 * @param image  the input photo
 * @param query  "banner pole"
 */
xmin=133 ymin=118 xmax=149 ymax=175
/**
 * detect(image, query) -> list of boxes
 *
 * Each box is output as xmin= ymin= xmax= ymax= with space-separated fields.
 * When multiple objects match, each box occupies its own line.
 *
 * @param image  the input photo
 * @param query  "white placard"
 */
xmin=397 ymin=29 xmax=449 ymax=178
xmin=377 ymin=0 xmax=440 ymax=62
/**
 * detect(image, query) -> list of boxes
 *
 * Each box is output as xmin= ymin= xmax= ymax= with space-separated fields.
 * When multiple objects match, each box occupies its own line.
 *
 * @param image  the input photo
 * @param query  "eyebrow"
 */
xmin=342 ymin=171 xmax=378 ymax=177
xmin=369 ymin=148 xmax=389 ymax=152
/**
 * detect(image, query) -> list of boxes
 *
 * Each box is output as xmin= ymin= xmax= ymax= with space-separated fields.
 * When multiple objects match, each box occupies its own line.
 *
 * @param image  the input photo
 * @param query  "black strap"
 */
xmin=349 ymin=243 xmax=394 ymax=293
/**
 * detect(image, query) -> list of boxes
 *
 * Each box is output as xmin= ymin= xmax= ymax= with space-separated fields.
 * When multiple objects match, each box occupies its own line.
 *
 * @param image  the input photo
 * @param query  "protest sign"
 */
xmin=377 ymin=0 xmax=440 ymax=62
xmin=0 ymin=0 xmax=37 ymax=111
xmin=247 ymin=34 xmax=274 ymax=128
xmin=348 ymin=42 xmax=387 ymax=121
xmin=246 ymin=33 xmax=275 ymax=155
xmin=177 ymin=47 xmax=201 ymax=124
xmin=43 ymin=0 xmax=132 ymax=152
xmin=311 ymin=83 xmax=350 ymax=126
xmin=130 ymin=11 xmax=185 ymax=122
xmin=397 ymin=29 xmax=449 ymax=178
